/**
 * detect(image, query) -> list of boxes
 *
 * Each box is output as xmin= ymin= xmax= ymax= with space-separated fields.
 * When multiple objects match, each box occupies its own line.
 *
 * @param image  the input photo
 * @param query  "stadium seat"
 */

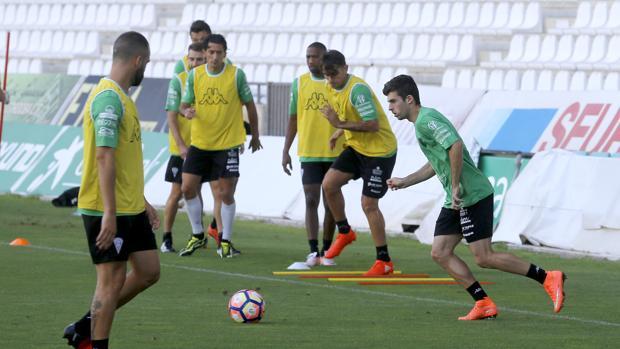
xmin=366 ymin=67 xmax=379 ymax=86
xmin=73 ymin=31 xmax=86 ymax=54
xmin=287 ymin=34 xmax=302 ymax=59
xmin=573 ymin=2 xmax=592 ymax=30
xmin=586 ymin=71 xmax=603 ymax=90
xmin=472 ymin=69 xmax=488 ymax=89
xmin=173 ymin=32 xmax=186 ymax=56
xmin=389 ymin=3 xmax=406 ymax=28
xmin=503 ymin=69 xmax=520 ymax=90
xmin=152 ymin=61 xmax=165 ymax=78
xmin=268 ymin=3 xmax=283 ymax=27
xmin=554 ymin=35 xmax=574 ymax=63
xmin=247 ymin=33 xmax=263 ymax=58
xmin=3 ymin=4 xmax=16 ymax=26
xmin=537 ymin=70 xmax=553 ymax=90
xmin=605 ymin=2 xmax=620 ymax=30
xmin=418 ymin=3 xmax=436 ymax=28
xmin=51 ymin=31 xmax=63 ymax=54
xmin=180 ymin=4 xmax=193 ymax=26
xmin=570 ymin=35 xmax=591 ymax=64
xmin=28 ymin=31 xmax=42 ymax=53
xmin=295 ymin=65 xmax=306 ymax=78
xmin=18 ymin=59 xmax=30 ymax=73
xmin=107 ymin=5 xmax=120 ymax=28
xmin=375 ymin=3 xmax=391 ymax=28
xmin=375 ymin=34 xmax=398 ymax=60
xmin=83 ymin=4 xmax=97 ymax=26
xmin=521 ymin=3 xmax=541 ymax=30
xmin=331 ymin=34 xmax=344 ymax=53
xmin=95 ymin=4 xmax=108 ymax=28
xmin=537 ymin=35 xmax=557 ymax=64
xmin=254 ymin=64 xmax=268 ymax=82
xmin=520 ymin=70 xmax=537 ymax=90
xmin=434 ymin=3 xmax=450 ymax=28
xmin=150 ymin=32 xmax=162 ymax=56
xmin=582 ymin=35 xmax=607 ymax=65
xmin=603 ymin=72 xmax=619 ymax=90
xmin=569 ymin=71 xmax=586 ymax=90
xmin=441 ymin=35 xmax=459 ymax=61
xmin=446 ymin=2 xmax=465 ymax=28
xmin=521 ymin=35 xmax=542 ymax=63
xmin=78 ymin=60 xmax=92 ymax=76
xmin=91 ymin=60 xmax=104 ymax=76
xmin=84 ymin=32 xmax=99 ymax=55
xmin=25 ymin=4 xmax=39 ymax=26
xmin=507 ymin=2 xmax=525 ymax=29
xmin=293 ymin=3 xmax=310 ymax=28
xmin=7 ymin=59 xmax=18 ymax=74
xmin=553 ymin=70 xmax=570 ymax=90
xmin=272 ymin=33 xmax=288 ymax=58
xmin=67 ymin=59 xmax=79 ymax=75
xmin=504 ymin=35 xmax=525 ymax=63
xmin=254 ymin=3 xmax=270 ymax=27
xmin=242 ymin=64 xmax=255 ymax=82
xmin=38 ymin=4 xmax=51 ymax=26
xmin=456 ymin=69 xmax=472 ymax=88
xmin=280 ymin=3 xmax=295 ymax=27
xmin=306 ymin=3 xmax=322 ymax=28
xmin=281 ymin=65 xmax=296 ymax=83
xmin=15 ymin=4 xmax=27 ymax=26
xmin=206 ymin=3 xmax=220 ymax=27
xmin=343 ymin=34 xmax=359 ymax=59
xmin=362 ymin=3 xmax=378 ymax=28
xmin=601 ymin=35 xmax=620 ymax=65
xmin=398 ymin=34 xmax=416 ymax=60
xmin=348 ymin=3 xmax=364 ymax=28
xmin=118 ymin=4 xmax=131 ymax=27
xmin=426 ymin=35 xmax=445 ymax=61
xmin=39 ymin=31 xmax=52 ymax=54
xmin=268 ymin=64 xmax=282 ymax=82
xmin=404 ymin=3 xmax=421 ymax=28
xmin=455 ymin=35 xmax=474 ymax=63
xmin=379 ymin=67 xmax=394 ymax=85
xmin=491 ymin=2 xmax=510 ymax=29
xmin=160 ymin=32 xmax=174 ymax=56
xmin=243 ymin=3 xmax=258 ymax=26
xmin=589 ymin=2 xmax=608 ymax=29
xmin=217 ymin=3 xmax=233 ymax=27
xmin=62 ymin=31 xmax=76 ymax=55
xmin=462 ymin=3 xmax=480 ymax=28
xmin=351 ymin=66 xmax=366 ymax=78
xmin=488 ymin=69 xmax=504 ymax=90
xmin=261 ymin=34 xmax=276 ymax=58
xmin=130 ymin=5 xmax=144 ymax=27
xmin=477 ymin=3 xmax=495 ymax=29
xmin=442 ymin=69 xmax=457 ymax=88
xmin=356 ymin=34 xmax=372 ymax=59
xmin=104 ymin=60 xmax=112 ymax=75
xmin=412 ymin=34 xmax=430 ymax=60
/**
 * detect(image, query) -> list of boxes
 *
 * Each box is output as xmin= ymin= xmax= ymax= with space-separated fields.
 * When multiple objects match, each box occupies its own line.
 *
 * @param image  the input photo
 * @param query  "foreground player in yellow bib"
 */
xmin=63 ymin=32 xmax=160 ymax=349
xmin=384 ymin=74 xmax=566 ymax=320
xmin=319 ymin=50 xmax=398 ymax=276
xmin=282 ymin=42 xmax=343 ymax=267
xmin=179 ymin=34 xmax=262 ymax=258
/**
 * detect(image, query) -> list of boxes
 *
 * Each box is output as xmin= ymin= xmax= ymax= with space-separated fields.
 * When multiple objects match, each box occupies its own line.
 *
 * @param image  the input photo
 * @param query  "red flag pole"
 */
xmin=0 ymin=31 xmax=10 ymax=148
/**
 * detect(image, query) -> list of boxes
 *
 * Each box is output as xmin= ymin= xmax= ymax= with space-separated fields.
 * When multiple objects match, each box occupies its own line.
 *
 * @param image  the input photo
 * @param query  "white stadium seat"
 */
xmin=398 ymin=34 xmax=416 ymax=60
xmin=507 ymin=3 xmax=525 ymax=29
xmin=434 ymin=3 xmax=450 ymax=28
xmin=95 ymin=4 xmax=108 ymax=28
xmin=83 ymin=4 xmax=97 ymax=26
xmin=254 ymin=64 xmax=268 ymax=82
xmin=218 ymin=3 xmax=233 ymax=27
xmin=442 ymin=69 xmax=457 ymax=88
xmin=477 ymin=3 xmax=495 ymax=29
xmin=441 ymin=35 xmax=459 ymax=61
xmin=537 ymin=70 xmax=553 ymax=91
xmin=521 ymin=3 xmax=541 ymax=30
xmin=418 ymin=3 xmax=436 ymax=28
xmin=375 ymin=4 xmax=391 ymax=28
xmin=589 ymin=2 xmax=608 ymax=29
xmin=573 ymin=2 xmax=592 ymax=30
xmin=362 ymin=3 xmax=378 ymax=28
xmin=456 ymin=69 xmax=472 ymax=88
xmin=605 ymin=2 xmax=620 ymax=30
xmin=38 ymin=4 xmax=51 ymax=26
xmin=293 ymin=3 xmax=309 ymax=28
xmin=504 ymin=35 xmax=525 ymax=62
xmin=180 ymin=4 xmax=193 ymax=26
xmin=426 ymin=35 xmax=445 ymax=61
xmin=15 ymin=4 xmax=28 ymax=26
xmin=491 ymin=2 xmax=510 ymax=29
xmin=553 ymin=70 xmax=570 ymax=91
xmin=586 ymin=72 xmax=603 ymax=90
xmin=538 ymin=35 xmax=557 ymax=63
xmin=404 ymin=3 xmax=421 ymax=28
xmin=268 ymin=3 xmax=283 ymax=27
xmin=569 ymin=71 xmax=586 ymax=91
xmin=412 ymin=34 xmax=430 ymax=60
xmin=389 ymin=3 xmax=406 ymax=28
xmin=118 ymin=4 xmax=131 ymax=27
xmin=347 ymin=3 xmax=364 ymax=28
xmin=306 ymin=4 xmax=322 ymax=28
xmin=570 ymin=35 xmax=591 ymax=63
xmin=520 ymin=70 xmax=537 ymax=90
xmin=243 ymin=3 xmax=258 ymax=26
xmin=603 ymin=72 xmax=619 ymax=90
xmin=447 ymin=2 xmax=465 ymax=28
xmin=462 ymin=3 xmax=480 ymax=28
xmin=281 ymin=65 xmax=296 ymax=83
xmin=488 ymin=69 xmax=504 ymax=90
xmin=280 ymin=3 xmax=296 ymax=27
xmin=267 ymin=64 xmax=282 ymax=82
xmin=472 ymin=69 xmax=488 ymax=89
xmin=503 ymin=70 xmax=520 ymax=90
xmin=254 ymin=3 xmax=270 ymax=27
xmin=553 ymin=35 xmax=574 ymax=63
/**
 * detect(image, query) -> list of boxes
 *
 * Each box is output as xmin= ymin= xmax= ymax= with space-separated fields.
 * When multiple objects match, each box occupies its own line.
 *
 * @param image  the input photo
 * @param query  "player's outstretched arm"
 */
xmin=387 ymin=162 xmax=436 ymax=190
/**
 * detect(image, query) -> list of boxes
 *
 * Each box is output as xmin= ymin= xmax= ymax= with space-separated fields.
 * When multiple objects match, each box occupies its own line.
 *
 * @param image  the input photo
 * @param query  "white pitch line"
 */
xmin=5 ymin=243 xmax=620 ymax=328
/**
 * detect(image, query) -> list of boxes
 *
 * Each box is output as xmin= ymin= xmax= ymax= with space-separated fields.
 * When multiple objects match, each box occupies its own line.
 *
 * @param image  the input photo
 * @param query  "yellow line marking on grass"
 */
xmin=5 ymin=243 xmax=620 ymax=328
xmin=273 ymin=270 xmax=402 ymax=276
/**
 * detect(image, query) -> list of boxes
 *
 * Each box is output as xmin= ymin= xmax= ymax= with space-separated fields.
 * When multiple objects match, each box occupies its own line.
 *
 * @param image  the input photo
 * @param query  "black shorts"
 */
xmin=82 ymin=211 xmax=157 ymax=264
xmin=434 ymin=194 xmax=494 ymax=243
xmin=182 ymin=146 xmax=240 ymax=182
xmin=165 ymin=155 xmax=184 ymax=183
xmin=301 ymin=161 xmax=333 ymax=185
xmin=330 ymin=147 xmax=397 ymax=199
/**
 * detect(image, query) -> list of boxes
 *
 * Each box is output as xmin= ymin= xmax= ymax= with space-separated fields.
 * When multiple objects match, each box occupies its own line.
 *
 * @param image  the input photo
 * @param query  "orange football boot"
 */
xmin=543 ymin=270 xmax=566 ymax=313
xmin=363 ymin=260 xmax=394 ymax=276
xmin=323 ymin=230 xmax=357 ymax=259
xmin=458 ymin=297 xmax=498 ymax=320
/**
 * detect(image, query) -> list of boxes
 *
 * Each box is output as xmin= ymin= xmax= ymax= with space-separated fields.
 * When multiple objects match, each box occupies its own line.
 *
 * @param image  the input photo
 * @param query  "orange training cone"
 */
xmin=10 ymin=238 xmax=31 ymax=246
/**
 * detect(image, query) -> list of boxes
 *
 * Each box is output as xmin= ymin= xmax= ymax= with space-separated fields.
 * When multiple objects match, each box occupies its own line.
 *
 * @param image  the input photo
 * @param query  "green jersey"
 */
xmin=415 ymin=107 xmax=493 ymax=208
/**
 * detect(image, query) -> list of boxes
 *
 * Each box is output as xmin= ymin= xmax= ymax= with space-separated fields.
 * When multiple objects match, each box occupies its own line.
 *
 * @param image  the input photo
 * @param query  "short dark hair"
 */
xmin=322 ymin=50 xmax=346 ymax=73
xmin=204 ymin=34 xmax=227 ymax=51
xmin=190 ymin=20 xmax=211 ymax=34
xmin=382 ymin=74 xmax=421 ymax=106
xmin=188 ymin=42 xmax=205 ymax=52
xmin=307 ymin=42 xmax=327 ymax=52
xmin=112 ymin=31 xmax=149 ymax=62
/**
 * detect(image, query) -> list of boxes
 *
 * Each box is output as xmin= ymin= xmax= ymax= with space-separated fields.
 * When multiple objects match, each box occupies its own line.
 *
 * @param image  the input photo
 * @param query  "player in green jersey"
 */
xmin=383 ymin=74 xmax=566 ymax=320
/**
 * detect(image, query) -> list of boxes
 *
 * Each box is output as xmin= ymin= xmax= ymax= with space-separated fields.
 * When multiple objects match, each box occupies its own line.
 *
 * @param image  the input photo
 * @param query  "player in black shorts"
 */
xmin=282 ymin=42 xmax=341 ymax=267
xmin=384 ymin=74 xmax=566 ymax=320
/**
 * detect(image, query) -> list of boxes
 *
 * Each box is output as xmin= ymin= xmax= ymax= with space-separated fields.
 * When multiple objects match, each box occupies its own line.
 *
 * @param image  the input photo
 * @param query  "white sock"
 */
xmin=185 ymin=196 xmax=204 ymax=235
xmin=221 ymin=202 xmax=236 ymax=241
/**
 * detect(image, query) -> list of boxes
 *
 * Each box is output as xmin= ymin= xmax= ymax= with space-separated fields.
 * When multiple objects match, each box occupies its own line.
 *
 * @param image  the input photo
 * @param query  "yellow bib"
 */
xmin=169 ymin=71 xmax=192 ymax=155
xmin=192 ymin=64 xmax=246 ymax=150
xmin=296 ymin=73 xmax=343 ymax=159
xmin=326 ymin=75 xmax=397 ymax=157
xmin=79 ymin=78 xmax=145 ymax=214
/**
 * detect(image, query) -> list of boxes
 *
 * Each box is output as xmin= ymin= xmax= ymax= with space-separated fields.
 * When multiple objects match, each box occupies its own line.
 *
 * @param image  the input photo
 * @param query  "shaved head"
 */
xmin=113 ymin=31 xmax=150 ymax=62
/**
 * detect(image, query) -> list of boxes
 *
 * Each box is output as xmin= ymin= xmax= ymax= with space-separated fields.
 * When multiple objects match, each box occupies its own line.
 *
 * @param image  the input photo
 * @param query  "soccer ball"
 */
xmin=228 ymin=289 xmax=265 ymax=323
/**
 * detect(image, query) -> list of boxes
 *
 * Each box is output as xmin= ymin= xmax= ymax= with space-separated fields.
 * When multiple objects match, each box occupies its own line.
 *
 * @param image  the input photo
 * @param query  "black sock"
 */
xmin=193 ymin=232 xmax=205 ymax=240
xmin=92 ymin=339 xmax=109 ymax=349
xmin=163 ymin=232 xmax=172 ymax=242
xmin=336 ymin=220 xmax=351 ymax=234
xmin=308 ymin=239 xmax=319 ymax=254
xmin=74 ymin=311 xmax=91 ymax=336
xmin=466 ymin=281 xmax=488 ymax=301
xmin=526 ymin=264 xmax=547 ymax=284
xmin=376 ymin=245 xmax=390 ymax=262
xmin=322 ymin=239 xmax=332 ymax=256
xmin=210 ymin=218 xmax=217 ymax=229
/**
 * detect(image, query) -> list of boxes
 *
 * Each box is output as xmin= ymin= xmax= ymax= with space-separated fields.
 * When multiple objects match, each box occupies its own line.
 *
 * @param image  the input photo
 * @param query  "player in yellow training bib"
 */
xmin=179 ymin=34 xmax=262 ymax=258
xmin=172 ymin=20 xmax=211 ymax=76
xmin=63 ymin=32 xmax=160 ymax=349
xmin=384 ymin=75 xmax=566 ymax=320
xmin=282 ymin=42 xmax=343 ymax=267
xmin=319 ymin=50 xmax=398 ymax=277
xmin=161 ymin=42 xmax=206 ymax=253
